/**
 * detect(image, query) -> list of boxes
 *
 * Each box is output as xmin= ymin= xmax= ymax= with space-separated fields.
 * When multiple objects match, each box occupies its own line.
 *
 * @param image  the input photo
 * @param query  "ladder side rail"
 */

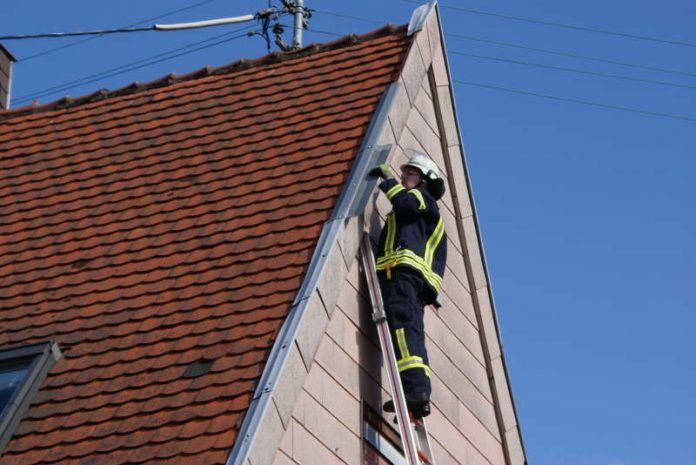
xmin=360 ymin=235 xmax=421 ymax=465
xmin=414 ymin=419 xmax=436 ymax=465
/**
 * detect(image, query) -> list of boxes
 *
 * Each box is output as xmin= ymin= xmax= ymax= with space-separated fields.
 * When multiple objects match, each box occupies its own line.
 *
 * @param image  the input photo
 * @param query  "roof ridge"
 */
xmin=0 ymin=24 xmax=406 ymax=122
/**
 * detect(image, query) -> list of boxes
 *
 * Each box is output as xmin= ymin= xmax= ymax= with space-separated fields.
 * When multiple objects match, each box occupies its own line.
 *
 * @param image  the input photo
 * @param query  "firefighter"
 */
xmin=369 ymin=149 xmax=447 ymax=419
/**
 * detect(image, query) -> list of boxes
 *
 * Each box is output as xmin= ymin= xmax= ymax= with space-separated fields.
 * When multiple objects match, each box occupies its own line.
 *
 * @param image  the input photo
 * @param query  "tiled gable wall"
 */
xmin=266 ymin=16 xmax=521 ymax=465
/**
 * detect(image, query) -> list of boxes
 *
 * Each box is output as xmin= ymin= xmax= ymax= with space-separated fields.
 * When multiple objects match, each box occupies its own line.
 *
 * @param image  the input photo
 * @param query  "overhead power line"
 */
xmin=13 ymin=26 xmax=257 ymax=106
xmin=450 ymin=50 xmax=696 ymax=91
xmin=18 ymin=0 xmax=218 ymax=62
xmin=447 ymin=33 xmax=696 ymax=80
xmin=454 ymin=79 xmax=696 ymax=123
xmin=0 ymin=14 xmax=256 ymax=40
xmin=404 ymin=0 xmax=696 ymax=49
xmin=312 ymin=8 xmax=385 ymax=25
xmin=311 ymin=8 xmax=696 ymax=81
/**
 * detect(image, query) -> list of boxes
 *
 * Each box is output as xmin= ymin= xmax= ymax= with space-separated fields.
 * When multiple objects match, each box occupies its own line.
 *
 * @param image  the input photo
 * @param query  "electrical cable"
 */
xmin=454 ymin=79 xmax=696 ymax=123
xmin=17 ymin=0 xmax=218 ymax=62
xmin=305 ymin=28 xmax=346 ymax=39
xmin=450 ymin=50 xmax=696 ymax=91
xmin=311 ymin=8 xmax=385 ymax=25
xmin=13 ymin=25 xmax=257 ymax=105
xmin=404 ymin=0 xmax=696 ymax=49
xmin=447 ymin=33 xmax=696 ymax=80
xmin=311 ymin=8 xmax=696 ymax=80
xmin=0 ymin=15 xmax=254 ymax=40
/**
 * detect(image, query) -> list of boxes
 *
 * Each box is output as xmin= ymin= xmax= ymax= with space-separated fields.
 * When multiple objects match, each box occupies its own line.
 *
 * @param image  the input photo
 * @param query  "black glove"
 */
xmin=426 ymin=178 xmax=446 ymax=200
xmin=368 ymin=163 xmax=395 ymax=179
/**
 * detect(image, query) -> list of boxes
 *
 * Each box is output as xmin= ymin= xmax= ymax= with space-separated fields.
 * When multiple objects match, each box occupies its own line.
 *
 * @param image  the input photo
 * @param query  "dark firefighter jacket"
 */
xmin=376 ymin=178 xmax=447 ymax=304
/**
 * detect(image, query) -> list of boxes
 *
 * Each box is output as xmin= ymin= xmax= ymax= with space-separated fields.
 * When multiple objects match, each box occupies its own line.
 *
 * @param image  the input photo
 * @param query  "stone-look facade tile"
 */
xmin=440 ymin=280 xmax=477 ymax=329
xmin=273 ymin=344 xmax=309 ymax=428
xmin=414 ymin=22 xmax=433 ymax=70
xmin=490 ymin=356 xmax=518 ymax=431
xmin=445 ymin=144 xmax=474 ymax=219
xmin=317 ymin=239 xmax=348 ymax=319
xmin=429 ymin=373 xmax=461 ymax=426
xmin=442 ymin=207 xmax=464 ymax=256
xmin=442 ymin=261 xmax=471 ymax=301
xmin=432 ymin=293 xmax=485 ymax=362
xmin=456 ymin=400 xmax=506 ymax=461
xmin=291 ymin=422 xmax=344 ymax=465
xmin=430 ymin=40 xmax=449 ymax=88
xmin=339 ymin=216 xmax=361 ymax=273
xmin=430 ymin=439 xmax=460 ymax=465
xmin=272 ymin=450 xmax=298 ymax=465
xmin=293 ymin=391 xmax=361 ymax=464
xmin=335 ymin=260 xmax=368 ymax=334
xmin=425 ymin=8 xmax=443 ymax=59
xmin=438 ymin=171 xmax=457 ymax=217
xmin=342 ymin=244 xmax=362 ymax=292
xmin=426 ymin=311 xmax=490 ymax=398
xmin=327 ymin=304 xmax=373 ymax=369
xmin=295 ymin=292 xmax=329 ymax=371
xmin=396 ymin=124 xmax=425 ymax=158
xmin=422 ymin=76 xmax=433 ymax=99
xmin=434 ymin=84 xmax=459 ymax=148
xmin=315 ymin=333 xmax=360 ymax=395
xmin=303 ymin=363 xmax=361 ymax=435
xmin=387 ymin=82 xmax=411 ymax=140
xmin=248 ymin=401 xmax=286 ymax=465
xmin=405 ymin=106 xmax=444 ymax=175
xmin=413 ymin=79 xmax=440 ymax=137
xmin=428 ymin=341 xmax=499 ymax=434
xmin=426 ymin=409 xmax=475 ymax=464
xmin=377 ymin=118 xmax=398 ymax=147
xmin=475 ymin=286 xmax=502 ymax=361
xmin=462 ymin=215 xmax=488 ymax=290
xmin=400 ymin=38 xmax=428 ymax=104
xmin=444 ymin=238 xmax=469 ymax=289
xmin=278 ymin=418 xmax=294 ymax=458
xmin=505 ymin=426 xmax=527 ymax=465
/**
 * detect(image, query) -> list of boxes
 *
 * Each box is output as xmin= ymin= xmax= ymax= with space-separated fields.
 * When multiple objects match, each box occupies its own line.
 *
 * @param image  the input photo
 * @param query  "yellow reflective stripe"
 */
xmin=386 ymin=184 xmax=405 ymax=200
xmin=384 ymin=212 xmax=397 ymax=256
xmin=376 ymin=249 xmax=443 ymax=292
xmin=408 ymin=189 xmax=426 ymax=210
xmin=424 ymin=216 xmax=445 ymax=268
xmin=396 ymin=328 xmax=410 ymax=359
xmin=397 ymin=355 xmax=422 ymax=367
xmin=398 ymin=357 xmax=431 ymax=377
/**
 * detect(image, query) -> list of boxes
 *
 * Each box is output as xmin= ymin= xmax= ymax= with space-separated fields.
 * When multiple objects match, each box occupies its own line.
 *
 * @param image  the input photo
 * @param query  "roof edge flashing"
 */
xmin=407 ymin=0 xmax=437 ymax=36
xmin=225 ymin=61 xmax=406 ymax=465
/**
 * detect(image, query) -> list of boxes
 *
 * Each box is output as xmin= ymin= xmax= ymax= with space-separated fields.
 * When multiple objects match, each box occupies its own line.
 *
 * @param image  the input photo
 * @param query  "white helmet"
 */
xmin=401 ymin=149 xmax=439 ymax=180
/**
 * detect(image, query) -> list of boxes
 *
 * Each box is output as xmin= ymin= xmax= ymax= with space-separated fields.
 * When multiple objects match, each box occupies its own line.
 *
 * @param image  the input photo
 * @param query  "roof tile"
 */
xmin=0 ymin=24 xmax=412 ymax=465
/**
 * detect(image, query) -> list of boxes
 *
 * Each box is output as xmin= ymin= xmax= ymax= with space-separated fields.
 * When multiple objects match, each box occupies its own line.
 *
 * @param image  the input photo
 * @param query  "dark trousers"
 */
xmin=378 ymin=267 xmax=431 ymax=402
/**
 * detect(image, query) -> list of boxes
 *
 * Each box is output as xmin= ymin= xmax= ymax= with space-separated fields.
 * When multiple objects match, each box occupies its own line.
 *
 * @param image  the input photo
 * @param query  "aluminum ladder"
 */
xmin=360 ymin=234 xmax=436 ymax=465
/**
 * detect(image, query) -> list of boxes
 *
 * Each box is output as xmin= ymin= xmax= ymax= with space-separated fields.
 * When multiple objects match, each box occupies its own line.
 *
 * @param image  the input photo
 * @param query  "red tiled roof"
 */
xmin=0 ymin=25 xmax=412 ymax=465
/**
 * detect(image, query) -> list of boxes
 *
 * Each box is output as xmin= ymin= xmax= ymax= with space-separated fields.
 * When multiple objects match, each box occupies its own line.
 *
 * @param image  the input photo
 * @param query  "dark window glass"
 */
xmin=0 ymin=361 xmax=31 ymax=416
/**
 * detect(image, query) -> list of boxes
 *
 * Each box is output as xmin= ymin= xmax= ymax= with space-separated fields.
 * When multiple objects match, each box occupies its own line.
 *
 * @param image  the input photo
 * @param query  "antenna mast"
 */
xmin=277 ymin=0 xmax=309 ymax=50
xmin=292 ymin=0 xmax=305 ymax=49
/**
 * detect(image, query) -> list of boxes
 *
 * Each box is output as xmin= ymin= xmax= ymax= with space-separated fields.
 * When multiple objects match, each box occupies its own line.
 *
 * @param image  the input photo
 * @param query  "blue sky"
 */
xmin=3 ymin=1 xmax=695 ymax=464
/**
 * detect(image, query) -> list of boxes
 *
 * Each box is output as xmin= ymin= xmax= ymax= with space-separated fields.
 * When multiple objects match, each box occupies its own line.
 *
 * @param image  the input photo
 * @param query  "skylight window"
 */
xmin=0 ymin=361 xmax=32 ymax=416
xmin=0 ymin=343 xmax=61 ymax=453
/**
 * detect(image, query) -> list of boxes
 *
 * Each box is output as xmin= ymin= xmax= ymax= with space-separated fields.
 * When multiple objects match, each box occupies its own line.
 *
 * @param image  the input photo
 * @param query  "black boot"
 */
xmin=382 ymin=399 xmax=431 ymax=418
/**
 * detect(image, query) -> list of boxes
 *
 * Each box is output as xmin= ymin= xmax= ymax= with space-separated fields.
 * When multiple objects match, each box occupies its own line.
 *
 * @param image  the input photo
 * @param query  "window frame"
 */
xmin=362 ymin=402 xmax=407 ymax=465
xmin=0 ymin=342 xmax=61 ymax=453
